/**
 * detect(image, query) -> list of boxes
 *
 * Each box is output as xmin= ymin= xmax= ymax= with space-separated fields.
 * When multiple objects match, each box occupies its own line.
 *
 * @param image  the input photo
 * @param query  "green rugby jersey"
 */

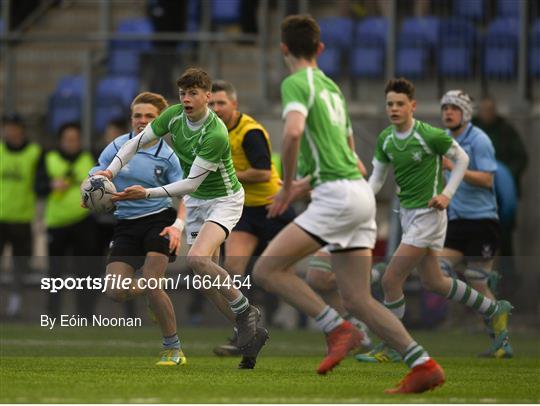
xmin=281 ymin=67 xmax=361 ymax=186
xmin=374 ymin=120 xmax=453 ymax=208
xmin=151 ymin=104 xmax=242 ymax=200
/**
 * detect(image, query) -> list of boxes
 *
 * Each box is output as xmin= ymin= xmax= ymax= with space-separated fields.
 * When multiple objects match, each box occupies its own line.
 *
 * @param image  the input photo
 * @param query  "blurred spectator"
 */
xmin=472 ymin=97 xmax=528 ymax=196
xmin=146 ymin=0 xmax=187 ymax=97
xmin=472 ymin=97 xmax=528 ymax=300
xmin=36 ymin=122 xmax=101 ymax=318
xmin=0 ymin=114 xmax=42 ymax=318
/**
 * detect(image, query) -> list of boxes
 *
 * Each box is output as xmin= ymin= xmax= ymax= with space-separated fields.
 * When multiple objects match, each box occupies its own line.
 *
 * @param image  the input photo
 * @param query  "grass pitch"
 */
xmin=1 ymin=323 xmax=539 ymax=403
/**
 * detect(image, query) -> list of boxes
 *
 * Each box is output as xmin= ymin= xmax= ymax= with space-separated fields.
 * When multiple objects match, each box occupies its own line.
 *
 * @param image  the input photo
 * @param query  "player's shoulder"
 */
xmin=282 ymin=70 xmax=307 ymax=90
xmin=110 ymin=133 xmax=132 ymax=150
xmin=205 ymin=111 xmax=229 ymax=138
xmin=416 ymin=120 xmax=446 ymax=137
xmin=377 ymin=125 xmax=393 ymax=140
xmin=470 ymin=125 xmax=494 ymax=146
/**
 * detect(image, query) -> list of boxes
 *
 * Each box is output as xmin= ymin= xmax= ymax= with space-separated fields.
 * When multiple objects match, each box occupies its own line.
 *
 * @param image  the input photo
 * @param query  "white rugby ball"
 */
xmin=81 ymin=175 xmax=117 ymax=213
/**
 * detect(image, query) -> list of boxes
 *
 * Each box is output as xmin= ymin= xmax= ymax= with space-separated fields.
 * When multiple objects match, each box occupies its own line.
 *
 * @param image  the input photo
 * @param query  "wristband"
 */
xmin=172 ymin=218 xmax=185 ymax=232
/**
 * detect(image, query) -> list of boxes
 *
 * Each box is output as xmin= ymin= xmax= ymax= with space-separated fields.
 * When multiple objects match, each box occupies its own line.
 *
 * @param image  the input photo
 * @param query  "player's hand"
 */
xmin=112 ymin=185 xmax=147 ymax=201
xmin=93 ymin=170 xmax=113 ymax=180
xmin=428 ymin=194 xmax=450 ymax=210
xmin=159 ymin=226 xmax=182 ymax=255
xmin=266 ymin=188 xmax=293 ymax=218
xmin=442 ymin=157 xmax=454 ymax=171
xmin=290 ymin=176 xmax=312 ymax=202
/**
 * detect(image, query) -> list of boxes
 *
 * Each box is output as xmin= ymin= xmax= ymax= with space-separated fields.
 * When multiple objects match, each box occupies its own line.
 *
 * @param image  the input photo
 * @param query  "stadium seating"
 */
xmin=212 ymin=0 xmax=241 ymax=24
xmin=94 ymin=76 xmax=139 ymax=133
xmin=352 ymin=17 xmax=387 ymax=77
xmin=396 ymin=17 xmax=439 ymax=78
xmin=482 ymin=18 xmax=520 ymax=78
xmin=111 ymin=17 xmax=154 ymax=51
xmin=497 ymin=0 xmax=520 ymax=18
xmin=453 ymin=0 xmax=484 ymax=21
xmin=530 ymin=19 xmax=540 ymax=77
xmin=438 ymin=18 xmax=477 ymax=77
xmin=319 ymin=17 xmax=354 ymax=49
xmin=318 ymin=47 xmax=341 ymax=78
xmin=48 ymin=75 xmax=85 ymax=134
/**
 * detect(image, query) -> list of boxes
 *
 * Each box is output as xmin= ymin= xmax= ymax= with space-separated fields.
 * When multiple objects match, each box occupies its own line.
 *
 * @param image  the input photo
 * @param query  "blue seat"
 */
xmin=352 ymin=17 xmax=387 ymax=78
xmin=319 ymin=17 xmax=354 ymax=49
xmin=111 ymin=17 xmax=154 ymax=51
xmin=437 ymin=19 xmax=477 ymax=77
xmin=453 ymin=0 xmax=484 ymax=20
xmin=497 ymin=0 xmax=520 ymax=18
xmin=94 ymin=76 xmax=139 ymax=133
xmin=108 ymin=49 xmax=141 ymax=76
xmin=48 ymin=75 xmax=85 ymax=133
xmin=396 ymin=17 xmax=438 ymax=78
xmin=212 ymin=0 xmax=241 ymax=24
xmin=318 ymin=47 xmax=341 ymax=78
xmin=439 ymin=47 xmax=473 ymax=77
xmin=482 ymin=18 xmax=519 ymax=78
xmin=400 ymin=16 xmax=439 ymax=48
xmin=351 ymin=46 xmax=385 ymax=77
xmin=355 ymin=17 xmax=387 ymax=46
xmin=396 ymin=48 xmax=429 ymax=78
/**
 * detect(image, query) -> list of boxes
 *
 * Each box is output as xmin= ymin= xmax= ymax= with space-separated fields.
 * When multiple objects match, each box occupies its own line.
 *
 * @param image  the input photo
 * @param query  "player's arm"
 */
xmin=95 ymin=124 xmax=160 ymax=179
xmin=368 ymin=159 xmax=389 ymax=195
xmin=267 ymin=111 xmax=304 ymax=217
xmin=443 ymin=159 xmax=493 ymax=189
xmin=237 ymin=129 xmax=271 ymax=184
xmin=112 ymin=158 xmax=211 ymax=201
xmin=160 ymin=199 xmax=187 ymax=255
xmin=429 ymin=140 xmax=469 ymax=210
xmin=347 ymin=134 xmax=367 ymax=177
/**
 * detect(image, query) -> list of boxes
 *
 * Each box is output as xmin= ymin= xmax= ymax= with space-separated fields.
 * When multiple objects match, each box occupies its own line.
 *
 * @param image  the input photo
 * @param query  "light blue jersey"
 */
xmin=90 ymin=132 xmax=183 ymax=219
xmin=445 ymin=124 xmax=498 ymax=221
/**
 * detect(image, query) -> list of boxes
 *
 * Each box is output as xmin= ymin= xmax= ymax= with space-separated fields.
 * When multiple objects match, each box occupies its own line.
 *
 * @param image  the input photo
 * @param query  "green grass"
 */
xmin=1 ymin=324 xmax=539 ymax=403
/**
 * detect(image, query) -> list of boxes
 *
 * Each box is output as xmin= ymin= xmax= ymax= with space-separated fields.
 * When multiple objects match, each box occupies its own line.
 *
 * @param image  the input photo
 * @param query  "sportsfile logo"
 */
xmin=40 ymin=274 xmax=252 ymax=293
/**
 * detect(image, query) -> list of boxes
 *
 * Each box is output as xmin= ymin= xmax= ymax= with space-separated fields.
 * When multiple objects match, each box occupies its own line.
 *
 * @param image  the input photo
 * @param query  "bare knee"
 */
xmin=186 ymin=252 xmax=212 ymax=275
xmin=341 ymin=293 xmax=370 ymax=319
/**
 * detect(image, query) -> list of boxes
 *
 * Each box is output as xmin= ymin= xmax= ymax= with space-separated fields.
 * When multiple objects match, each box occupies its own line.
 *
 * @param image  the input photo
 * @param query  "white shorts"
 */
xmin=294 ymin=179 xmax=377 ymax=250
xmin=399 ymin=207 xmax=447 ymax=250
xmin=184 ymin=188 xmax=244 ymax=244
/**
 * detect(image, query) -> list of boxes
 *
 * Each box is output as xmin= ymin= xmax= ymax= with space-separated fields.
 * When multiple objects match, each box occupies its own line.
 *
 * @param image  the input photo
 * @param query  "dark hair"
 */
xmin=2 ymin=113 xmax=24 ymax=127
xmin=211 ymin=80 xmax=237 ymax=100
xmin=131 ymin=91 xmax=169 ymax=113
xmin=176 ymin=67 xmax=212 ymax=92
xmin=281 ymin=14 xmax=320 ymax=59
xmin=106 ymin=118 xmax=129 ymax=132
xmin=384 ymin=77 xmax=416 ymax=100
xmin=57 ymin=122 xmax=81 ymax=138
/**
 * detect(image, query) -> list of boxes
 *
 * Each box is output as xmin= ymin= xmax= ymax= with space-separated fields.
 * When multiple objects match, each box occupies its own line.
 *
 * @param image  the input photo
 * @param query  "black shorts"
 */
xmin=444 ymin=219 xmax=500 ymax=260
xmin=233 ymin=205 xmax=295 ymax=242
xmin=107 ymin=208 xmax=177 ymax=270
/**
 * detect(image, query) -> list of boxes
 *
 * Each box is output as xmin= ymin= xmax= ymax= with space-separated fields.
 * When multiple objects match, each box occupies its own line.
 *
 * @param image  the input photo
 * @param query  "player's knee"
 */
xmin=186 ymin=253 xmax=211 ymax=274
xmin=223 ymin=257 xmax=245 ymax=277
xmin=341 ymin=293 xmax=366 ymax=316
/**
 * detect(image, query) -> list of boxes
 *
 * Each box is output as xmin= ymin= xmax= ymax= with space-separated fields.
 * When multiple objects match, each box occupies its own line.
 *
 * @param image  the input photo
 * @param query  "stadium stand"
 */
xmin=211 ymin=0 xmax=241 ymax=24
xmin=530 ymin=19 xmax=540 ymax=77
xmin=497 ymin=0 xmax=520 ymax=18
xmin=396 ymin=16 xmax=439 ymax=78
xmin=483 ymin=17 xmax=520 ymax=78
xmin=438 ymin=18 xmax=478 ymax=77
xmin=351 ymin=17 xmax=387 ymax=78
xmin=48 ymin=75 xmax=85 ymax=134
xmin=453 ymin=0 xmax=484 ymax=21
xmin=94 ymin=76 xmax=139 ymax=133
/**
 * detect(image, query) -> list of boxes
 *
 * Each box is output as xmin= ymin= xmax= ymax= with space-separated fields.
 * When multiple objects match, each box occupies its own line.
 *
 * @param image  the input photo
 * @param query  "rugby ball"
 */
xmin=81 ymin=175 xmax=117 ymax=213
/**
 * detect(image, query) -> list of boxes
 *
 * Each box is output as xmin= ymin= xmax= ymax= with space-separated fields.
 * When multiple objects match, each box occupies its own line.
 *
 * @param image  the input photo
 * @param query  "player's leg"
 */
xmin=141 ymin=251 xmax=187 ymax=366
xmin=332 ymin=248 xmax=445 ymax=393
xmin=188 ymin=221 xmax=261 ymax=348
xmin=253 ymin=222 xmax=364 ymax=374
xmin=306 ymin=249 xmax=372 ymax=347
xmin=7 ymin=223 xmax=33 ymax=318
